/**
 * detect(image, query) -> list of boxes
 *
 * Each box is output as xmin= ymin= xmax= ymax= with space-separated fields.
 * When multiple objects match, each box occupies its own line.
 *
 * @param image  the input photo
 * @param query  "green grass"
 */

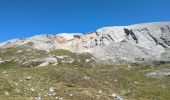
xmin=0 ymin=47 xmax=170 ymax=100
xmin=0 ymin=62 xmax=170 ymax=100
xmin=0 ymin=62 xmax=22 ymax=71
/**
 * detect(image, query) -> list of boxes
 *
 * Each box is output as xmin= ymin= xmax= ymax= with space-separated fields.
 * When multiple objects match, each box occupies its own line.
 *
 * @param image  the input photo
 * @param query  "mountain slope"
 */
xmin=0 ymin=22 xmax=170 ymax=100
xmin=1 ymin=22 xmax=170 ymax=63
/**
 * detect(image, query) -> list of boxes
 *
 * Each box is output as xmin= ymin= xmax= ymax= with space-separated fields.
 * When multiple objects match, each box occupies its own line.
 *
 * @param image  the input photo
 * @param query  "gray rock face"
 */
xmin=146 ymin=69 xmax=170 ymax=78
xmin=1 ymin=22 xmax=170 ymax=62
xmin=93 ymin=22 xmax=170 ymax=62
xmin=0 ymin=58 xmax=4 ymax=64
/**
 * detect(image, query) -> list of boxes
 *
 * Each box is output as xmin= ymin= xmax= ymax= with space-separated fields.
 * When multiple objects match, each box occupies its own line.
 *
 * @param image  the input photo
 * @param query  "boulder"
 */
xmin=0 ymin=58 xmax=5 ymax=64
xmin=38 ymin=62 xmax=49 ymax=67
xmin=44 ymin=57 xmax=58 ymax=63
xmin=146 ymin=69 xmax=170 ymax=78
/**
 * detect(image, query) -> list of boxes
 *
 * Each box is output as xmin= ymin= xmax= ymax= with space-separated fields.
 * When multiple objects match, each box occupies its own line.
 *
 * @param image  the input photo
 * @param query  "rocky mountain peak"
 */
xmin=1 ymin=22 xmax=170 ymax=62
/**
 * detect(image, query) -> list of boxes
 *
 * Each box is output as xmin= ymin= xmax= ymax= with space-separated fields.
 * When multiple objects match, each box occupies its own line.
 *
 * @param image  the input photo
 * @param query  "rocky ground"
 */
xmin=0 ymin=45 xmax=170 ymax=100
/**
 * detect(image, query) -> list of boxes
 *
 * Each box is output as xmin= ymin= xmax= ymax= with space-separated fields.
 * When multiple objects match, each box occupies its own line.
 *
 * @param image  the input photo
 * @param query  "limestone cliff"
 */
xmin=1 ymin=22 xmax=170 ymax=62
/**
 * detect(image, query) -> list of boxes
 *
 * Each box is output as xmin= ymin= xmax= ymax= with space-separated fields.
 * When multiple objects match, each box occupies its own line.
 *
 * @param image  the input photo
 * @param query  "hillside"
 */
xmin=1 ymin=22 xmax=170 ymax=62
xmin=0 ymin=22 xmax=170 ymax=100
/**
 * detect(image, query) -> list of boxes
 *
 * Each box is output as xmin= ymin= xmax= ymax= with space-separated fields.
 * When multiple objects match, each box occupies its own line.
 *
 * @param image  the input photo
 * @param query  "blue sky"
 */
xmin=0 ymin=0 xmax=170 ymax=42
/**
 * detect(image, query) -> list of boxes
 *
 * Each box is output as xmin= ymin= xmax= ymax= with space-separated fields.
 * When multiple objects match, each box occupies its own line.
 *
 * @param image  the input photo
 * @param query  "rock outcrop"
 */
xmin=1 ymin=22 xmax=170 ymax=62
xmin=94 ymin=22 xmax=170 ymax=62
xmin=146 ymin=69 xmax=170 ymax=78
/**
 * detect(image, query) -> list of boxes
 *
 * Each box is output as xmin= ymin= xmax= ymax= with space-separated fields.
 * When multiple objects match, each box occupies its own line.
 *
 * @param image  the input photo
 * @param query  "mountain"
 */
xmin=1 ymin=22 xmax=170 ymax=63
xmin=0 ymin=22 xmax=170 ymax=100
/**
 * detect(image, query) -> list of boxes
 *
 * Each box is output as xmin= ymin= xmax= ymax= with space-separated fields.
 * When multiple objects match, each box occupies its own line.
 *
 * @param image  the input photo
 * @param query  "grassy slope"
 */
xmin=0 ymin=46 xmax=170 ymax=100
